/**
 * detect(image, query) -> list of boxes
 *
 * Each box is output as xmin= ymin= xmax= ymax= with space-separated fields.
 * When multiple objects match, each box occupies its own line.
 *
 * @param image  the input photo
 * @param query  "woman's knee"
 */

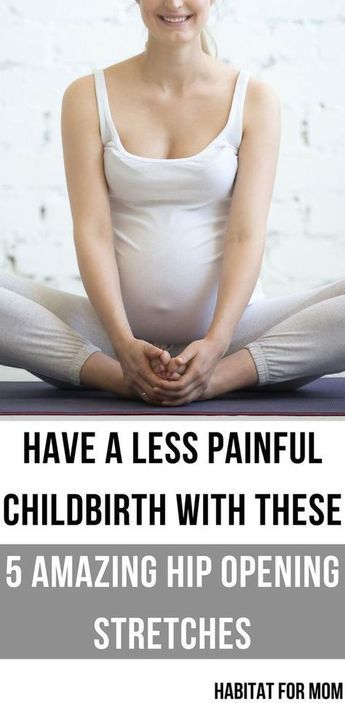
xmin=0 ymin=270 xmax=26 ymax=294
xmin=317 ymin=277 xmax=345 ymax=299
xmin=0 ymin=286 xmax=31 ymax=324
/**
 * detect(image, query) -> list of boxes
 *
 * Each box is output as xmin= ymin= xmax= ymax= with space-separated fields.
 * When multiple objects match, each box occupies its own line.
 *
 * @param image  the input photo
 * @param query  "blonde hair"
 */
xmin=200 ymin=27 xmax=218 ymax=58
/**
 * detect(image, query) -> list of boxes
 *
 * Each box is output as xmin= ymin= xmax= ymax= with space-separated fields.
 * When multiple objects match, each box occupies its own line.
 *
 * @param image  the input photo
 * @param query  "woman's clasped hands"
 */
xmin=150 ymin=337 xmax=226 ymax=406
xmin=116 ymin=337 xmax=226 ymax=406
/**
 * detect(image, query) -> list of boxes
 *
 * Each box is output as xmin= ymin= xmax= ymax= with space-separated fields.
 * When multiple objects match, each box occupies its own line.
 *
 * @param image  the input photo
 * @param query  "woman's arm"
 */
xmin=205 ymin=78 xmax=282 ymax=350
xmin=153 ymin=79 xmax=282 ymax=403
xmin=61 ymin=76 xmax=165 ymax=393
xmin=61 ymin=76 xmax=134 ymax=350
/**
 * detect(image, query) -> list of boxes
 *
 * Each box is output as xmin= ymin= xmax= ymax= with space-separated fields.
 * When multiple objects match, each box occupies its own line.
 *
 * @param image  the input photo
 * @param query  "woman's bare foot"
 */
xmin=199 ymin=350 xmax=259 ymax=400
xmin=150 ymin=349 xmax=171 ymax=378
xmin=166 ymin=355 xmax=187 ymax=377
xmin=149 ymin=347 xmax=184 ymax=380
xmin=80 ymin=351 xmax=137 ymax=398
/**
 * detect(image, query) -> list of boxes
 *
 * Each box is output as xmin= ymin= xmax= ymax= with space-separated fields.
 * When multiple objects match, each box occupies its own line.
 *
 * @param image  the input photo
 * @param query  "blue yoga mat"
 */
xmin=0 ymin=379 xmax=344 ymax=415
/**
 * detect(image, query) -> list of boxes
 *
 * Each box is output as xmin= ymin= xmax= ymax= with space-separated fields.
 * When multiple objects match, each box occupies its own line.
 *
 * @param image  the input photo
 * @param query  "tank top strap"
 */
xmin=92 ymin=68 xmax=113 ymax=146
xmin=226 ymin=70 xmax=251 ymax=151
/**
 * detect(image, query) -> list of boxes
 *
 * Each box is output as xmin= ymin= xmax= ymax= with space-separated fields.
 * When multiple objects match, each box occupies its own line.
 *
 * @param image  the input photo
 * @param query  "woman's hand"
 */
xmin=116 ymin=338 xmax=172 ymax=402
xmin=151 ymin=337 xmax=227 ymax=406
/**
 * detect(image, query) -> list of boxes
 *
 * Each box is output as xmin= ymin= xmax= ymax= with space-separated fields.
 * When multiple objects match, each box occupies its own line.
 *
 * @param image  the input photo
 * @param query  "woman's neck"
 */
xmin=136 ymin=38 xmax=215 ymax=93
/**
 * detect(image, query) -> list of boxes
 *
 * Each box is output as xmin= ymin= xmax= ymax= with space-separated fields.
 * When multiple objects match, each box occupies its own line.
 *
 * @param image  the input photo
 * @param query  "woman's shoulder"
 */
xmin=246 ymin=75 xmax=281 ymax=106
xmin=63 ymin=56 xmax=141 ymax=109
xmin=61 ymin=76 xmax=99 ymax=146
xmin=242 ymin=73 xmax=281 ymax=132
xmin=218 ymin=60 xmax=280 ymax=103
xmin=210 ymin=60 xmax=280 ymax=140
xmin=209 ymin=58 xmax=281 ymax=103
xmin=230 ymin=57 xmax=279 ymax=105
xmin=61 ymin=69 xmax=108 ymax=139
xmin=62 ymin=73 xmax=96 ymax=112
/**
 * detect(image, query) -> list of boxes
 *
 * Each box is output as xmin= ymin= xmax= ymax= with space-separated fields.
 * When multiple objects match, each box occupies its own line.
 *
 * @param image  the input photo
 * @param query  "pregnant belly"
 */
xmin=118 ymin=254 xmax=220 ymax=344
xmin=115 ymin=226 xmax=223 ymax=344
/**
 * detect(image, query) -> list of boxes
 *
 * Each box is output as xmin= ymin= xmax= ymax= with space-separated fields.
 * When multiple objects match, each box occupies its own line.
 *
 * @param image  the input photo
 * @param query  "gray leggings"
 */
xmin=0 ymin=270 xmax=345 ymax=390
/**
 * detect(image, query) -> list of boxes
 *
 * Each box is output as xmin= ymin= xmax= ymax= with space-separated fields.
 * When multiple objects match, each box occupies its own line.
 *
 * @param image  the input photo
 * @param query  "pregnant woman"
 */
xmin=1 ymin=0 xmax=345 ymax=406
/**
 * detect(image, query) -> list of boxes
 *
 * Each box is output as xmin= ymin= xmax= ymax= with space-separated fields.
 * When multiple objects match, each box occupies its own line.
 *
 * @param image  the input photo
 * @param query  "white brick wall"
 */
xmin=1 ymin=0 xmax=344 ymax=299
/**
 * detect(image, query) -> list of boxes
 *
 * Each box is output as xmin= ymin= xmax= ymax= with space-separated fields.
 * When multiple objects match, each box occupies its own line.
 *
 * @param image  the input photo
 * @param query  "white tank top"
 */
xmin=93 ymin=67 xmax=265 ymax=345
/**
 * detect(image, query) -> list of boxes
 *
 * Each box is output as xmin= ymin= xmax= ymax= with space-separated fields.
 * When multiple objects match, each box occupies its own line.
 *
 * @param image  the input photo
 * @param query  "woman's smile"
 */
xmin=158 ymin=15 xmax=192 ymax=27
xmin=157 ymin=13 xmax=194 ymax=27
